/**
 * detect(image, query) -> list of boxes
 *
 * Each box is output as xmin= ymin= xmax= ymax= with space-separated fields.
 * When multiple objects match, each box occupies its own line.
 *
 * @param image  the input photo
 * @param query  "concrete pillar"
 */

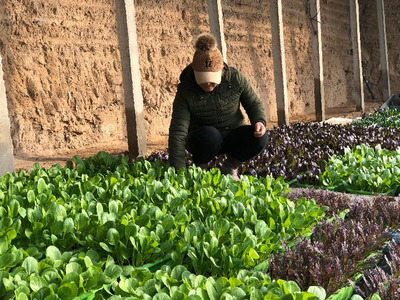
xmin=269 ymin=0 xmax=289 ymax=125
xmin=350 ymin=0 xmax=365 ymax=112
xmin=309 ymin=0 xmax=325 ymax=121
xmin=207 ymin=0 xmax=228 ymax=63
xmin=115 ymin=0 xmax=147 ymax=158
xmin=0 ymin=55 xmax=15 ymax=175
xmin=376 ymin=0 xmax=390 ymax=100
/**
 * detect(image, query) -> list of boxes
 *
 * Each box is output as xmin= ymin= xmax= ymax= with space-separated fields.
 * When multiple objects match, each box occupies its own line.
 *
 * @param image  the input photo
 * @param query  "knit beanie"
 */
xmin=192 ymin=33 xmax=224 ymax=85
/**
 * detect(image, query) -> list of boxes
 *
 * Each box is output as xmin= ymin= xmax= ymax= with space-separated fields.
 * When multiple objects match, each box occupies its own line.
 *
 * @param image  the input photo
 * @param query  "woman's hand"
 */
xmin=254 ymin=122 xmax=266 ymax=138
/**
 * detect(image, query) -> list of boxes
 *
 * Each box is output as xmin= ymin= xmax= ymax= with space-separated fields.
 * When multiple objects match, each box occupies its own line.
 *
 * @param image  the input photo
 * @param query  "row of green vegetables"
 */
xmin=317 ymin=143 xmax=400 ymax=195
xmin=1 ymin=152 xmax=328 ymax=299
xmin=1 ymin=141 xmax=398 ymax=299
xmin=352 ymin=106 xmax=400 ymax=128
xmin=1 ymin=250 xmax=326 ymax=300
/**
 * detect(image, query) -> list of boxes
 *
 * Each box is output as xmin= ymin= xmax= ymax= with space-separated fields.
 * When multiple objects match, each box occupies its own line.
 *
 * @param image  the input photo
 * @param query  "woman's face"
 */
xmin=199 ymin=82 xmax=218 ymax=92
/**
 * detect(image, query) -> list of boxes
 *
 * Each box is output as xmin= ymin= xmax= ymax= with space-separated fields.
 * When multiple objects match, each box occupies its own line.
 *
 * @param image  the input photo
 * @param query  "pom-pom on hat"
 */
xmin=192 ymin=33 xmax=224 ymax=85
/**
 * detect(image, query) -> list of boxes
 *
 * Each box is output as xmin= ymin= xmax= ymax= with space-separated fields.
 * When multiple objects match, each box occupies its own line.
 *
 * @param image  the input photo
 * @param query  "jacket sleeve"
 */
xmin=237 ymin=70 xmax=267 ymax=126
xmin=168 ymin=89 xmax=191 ymax=170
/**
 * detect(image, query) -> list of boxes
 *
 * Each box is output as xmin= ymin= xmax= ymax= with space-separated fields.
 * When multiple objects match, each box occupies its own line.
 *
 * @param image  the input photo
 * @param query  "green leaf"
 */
xmin=349 ymin=295 xmax=364 ymax=300
xmin=162 ymin=215 xmax=175 ymax=231
xmin=84 ymin=256 xmax=93 ymax=268
xmin=2 ymin=277 xmax=15 ymax=290
xmin=37 ymin=178 xmax=47 ymax=193
xmin=41 ymin=267 xmax=59 ymax=284
xmin=63 ymin=218 xmax=74 ymax=234
xmin=118 ymin=277 xmax=138 ymax=293
xmin=327 ymin=286 xmax=353 ymax=300
xmin=86 ymin=249 xmax=100 ymax=263
xmin=229 ymin=287 xmax=246 ymax=298
xmin=51 ymin=221 xmax=64 ymax=235
xmin=66 ymin=262 xmax=82 ymax=274
xmin=100 ymin=242 xmax=113 ymax=253
xmin=107 ymin=228 xmax=120 ymax=246
xmin=175 ymin=210 xmax=188 ymax=225
xmin=269 ymin=217 xmax=276 ymax=230
xmin=22 ymin=256 xmax=39 ymax=275
xmin=27 ymin=190 xmax=35 ymax=203
xmin=109 ymin=200 xmax=119 ymax=214
xmin=213 ymin=218 xmax=230 ymax=238
xmin=29 ymin=273 xmax=49 ymax=292
xmin=170 ymin=265 xmax=187 ymax=280
xmin=249 ymin=248 xmax=260 ymax=259
xmin=6 ymin=229 xmax=17 ymax=243
xmin=8 ymin=199 xmax=20 ymax=218
xmin=307 ymin=286 xmax=326 ymax=300
xmin=280 ymin=295 xmax=295 ymax=300
xmin=76 ymin=163 xmax=87 ymax=175
xmin=96 ymin=202 xmax=104 ymax=216
xmin=282 ymin=280 xmax=301 ymax=294
xmin=139 ymin=278 xmax=157 ymax=295
xmin=206 ymin=279 xmax=219 ymax=300
xmin=186 ymin=295 xmax=203 ymax=300
xmin=184 ymin=224 xmax=197 ymax=243
xmin=62 ymin=272 xmax=80 ymax=286
xmin=46 ymin=245 xmax=62 ymax=261
xmin=209 ymin=236 xmax=218 ymax=253
xmin=0 ymin=252 xmax=15 ymax=268
xmin=136 ymin=214 xmax=151 ymax=227
xmin=255 ymin=220 xmax=270 ymax=238
xmin=122 ymin=186 xmax=132 ymax=201
xmin=104 ymin=265 xmax=123 ymax=279
xmin=0 ymin=237 xmax=8 ymax=255
xmin=369 ymin=293 xmax=382 ymax=300
xmin=74 ymin=213 xmax=89 ymax=231
xmin=153 ymin=292 xmax=171 ymax=300
xmin=228 ymin=277 xmax=243 ymax=288
xmin=16 ymin=291 xmax=29 ymax=300
xmin=57 ymin=282 xmax=78 ymax=300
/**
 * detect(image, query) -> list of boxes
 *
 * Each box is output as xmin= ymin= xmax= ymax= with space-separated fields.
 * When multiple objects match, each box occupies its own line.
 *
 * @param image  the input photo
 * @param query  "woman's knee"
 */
xmin=224 ymin=128 xmax=269 ymax=162
xmin=193 ymin=126 xmax=223 ymax=143
xmin=188 ymin=126 xmax=223 ymax=163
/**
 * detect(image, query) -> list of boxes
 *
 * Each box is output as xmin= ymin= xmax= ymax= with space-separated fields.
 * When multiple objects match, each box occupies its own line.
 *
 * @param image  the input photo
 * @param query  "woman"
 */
xmin=168 ymin=33 xmax=269 ymax=180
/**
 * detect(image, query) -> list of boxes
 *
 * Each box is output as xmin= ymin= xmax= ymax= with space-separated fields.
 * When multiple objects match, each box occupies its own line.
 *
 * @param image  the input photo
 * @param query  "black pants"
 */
xmin=187 ymin=126 xmax=269 ymax=164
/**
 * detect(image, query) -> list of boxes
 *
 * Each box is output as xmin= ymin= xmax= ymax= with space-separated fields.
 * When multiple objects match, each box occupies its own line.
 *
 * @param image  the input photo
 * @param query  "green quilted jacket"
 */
xmin=168 ymin=63 xmax=267 ymax=170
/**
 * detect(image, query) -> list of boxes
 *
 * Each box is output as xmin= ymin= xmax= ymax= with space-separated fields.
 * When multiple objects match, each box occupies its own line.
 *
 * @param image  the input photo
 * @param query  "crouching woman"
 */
xmin=168 ymin=33 xmax=269 ymax=180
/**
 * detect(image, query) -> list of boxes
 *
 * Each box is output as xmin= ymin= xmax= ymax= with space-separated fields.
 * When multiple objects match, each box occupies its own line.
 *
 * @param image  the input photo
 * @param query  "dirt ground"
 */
xmin=14 ymin=100 xmax=383 ymax=172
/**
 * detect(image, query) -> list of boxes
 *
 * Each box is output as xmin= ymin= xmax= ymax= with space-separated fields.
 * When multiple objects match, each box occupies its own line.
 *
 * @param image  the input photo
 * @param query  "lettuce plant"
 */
xmin=319 ymin=144 xmax=400 ymax=195
xmin=352 ymin=107 xmax=400 ymax=128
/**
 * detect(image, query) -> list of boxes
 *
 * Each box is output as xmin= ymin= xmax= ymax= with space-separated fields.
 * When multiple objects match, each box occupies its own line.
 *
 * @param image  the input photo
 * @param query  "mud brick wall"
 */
xmin=0 ymin=0 xmax=127 ymax=158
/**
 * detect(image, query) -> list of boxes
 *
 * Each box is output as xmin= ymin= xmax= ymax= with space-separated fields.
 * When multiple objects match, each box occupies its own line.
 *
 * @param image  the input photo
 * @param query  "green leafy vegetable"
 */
xmin=320 ymin=144 xmax=400 ymax=195
xmin=0 ymin=152 xmax=328 ymax=298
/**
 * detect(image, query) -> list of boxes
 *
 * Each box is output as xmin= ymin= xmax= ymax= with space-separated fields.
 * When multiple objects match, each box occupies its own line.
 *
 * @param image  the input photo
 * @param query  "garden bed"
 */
xmin=2 ymin=106 xmax=400 ymax=299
